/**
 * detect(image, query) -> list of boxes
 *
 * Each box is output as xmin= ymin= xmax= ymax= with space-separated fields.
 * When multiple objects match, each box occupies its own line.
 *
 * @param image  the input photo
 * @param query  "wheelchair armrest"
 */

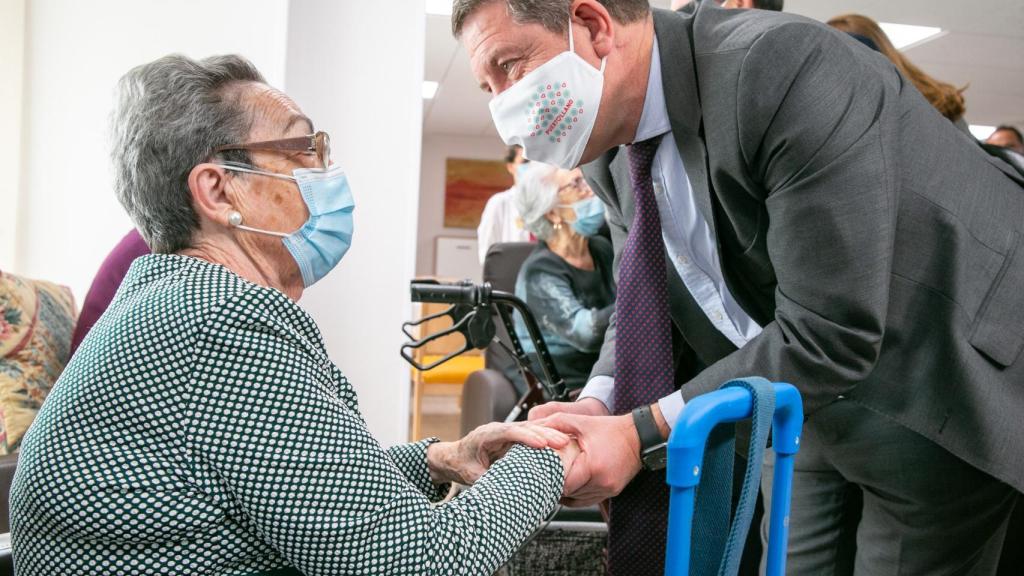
xmin=461 ymin=369 xmax=519 ymax=436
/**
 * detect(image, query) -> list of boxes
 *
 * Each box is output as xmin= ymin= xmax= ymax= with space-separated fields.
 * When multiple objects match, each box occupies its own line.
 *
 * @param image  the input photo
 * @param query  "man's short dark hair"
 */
xmin=504 ymin=145 xmax=523 ymax=164
xmin=754 ymin=0 xmax=783 ymax=11
xmin=994 ymin=125 xmax=1024 ymax=145
xmin=452 ymin=0 xmax=650 ymax=37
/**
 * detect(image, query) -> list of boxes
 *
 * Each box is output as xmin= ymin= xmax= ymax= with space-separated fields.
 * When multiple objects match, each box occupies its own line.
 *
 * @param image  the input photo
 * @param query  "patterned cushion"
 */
xmin=0 ymin=271 xmax=77 ymax=454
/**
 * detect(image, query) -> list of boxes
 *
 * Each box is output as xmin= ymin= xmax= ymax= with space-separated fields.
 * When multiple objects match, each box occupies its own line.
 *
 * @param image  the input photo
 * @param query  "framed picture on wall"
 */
xmin=443 ymin=158 xmax=513 ymax=229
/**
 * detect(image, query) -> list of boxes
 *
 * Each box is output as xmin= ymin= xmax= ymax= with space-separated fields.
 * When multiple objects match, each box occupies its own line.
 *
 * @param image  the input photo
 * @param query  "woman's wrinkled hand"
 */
xmin=427 ymin=422 xmax=571 ymax=485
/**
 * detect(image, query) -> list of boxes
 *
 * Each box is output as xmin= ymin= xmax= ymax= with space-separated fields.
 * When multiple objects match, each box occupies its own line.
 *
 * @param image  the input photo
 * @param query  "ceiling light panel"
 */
xmin=878 ymin=22 xmax=945 ymax=50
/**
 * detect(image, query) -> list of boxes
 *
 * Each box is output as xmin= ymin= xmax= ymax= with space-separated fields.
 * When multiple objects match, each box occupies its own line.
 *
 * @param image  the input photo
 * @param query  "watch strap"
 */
xmin=631 ymin=405 xmax=663 ymax=451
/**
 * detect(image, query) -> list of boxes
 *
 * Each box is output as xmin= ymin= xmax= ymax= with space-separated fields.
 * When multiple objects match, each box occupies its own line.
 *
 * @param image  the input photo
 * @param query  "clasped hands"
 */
xmin=426 ymin=398 xmax=645 ymax=507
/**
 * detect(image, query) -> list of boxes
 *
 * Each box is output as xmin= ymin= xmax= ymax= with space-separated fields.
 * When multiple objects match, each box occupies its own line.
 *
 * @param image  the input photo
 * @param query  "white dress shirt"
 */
xmin=477 ymin=188 xmax=532 ymax=263
xmin=579 ymin=36 xmax=763 ymax=427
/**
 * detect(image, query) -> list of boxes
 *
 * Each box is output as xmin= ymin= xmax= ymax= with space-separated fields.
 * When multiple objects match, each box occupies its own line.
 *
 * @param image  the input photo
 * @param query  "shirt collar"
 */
xmin=633 ymin=34 xmax=672 ymax=143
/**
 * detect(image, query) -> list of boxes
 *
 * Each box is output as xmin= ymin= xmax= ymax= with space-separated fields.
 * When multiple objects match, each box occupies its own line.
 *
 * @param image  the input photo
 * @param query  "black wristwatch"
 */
xmin=632 ymin=405 xmax=668 ymax=471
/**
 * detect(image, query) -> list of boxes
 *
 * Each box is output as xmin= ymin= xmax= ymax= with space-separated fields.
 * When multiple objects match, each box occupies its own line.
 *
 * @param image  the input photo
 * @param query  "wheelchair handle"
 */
xmin=410 ymin=279 xmax=490 ymax=306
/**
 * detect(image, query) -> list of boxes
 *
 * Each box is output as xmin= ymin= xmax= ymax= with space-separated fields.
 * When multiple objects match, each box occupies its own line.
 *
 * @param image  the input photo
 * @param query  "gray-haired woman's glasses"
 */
xmin=214 ymin=131 xmax=331 ymax=170
xmin=557 ymin=176 xmax=589 ymax=194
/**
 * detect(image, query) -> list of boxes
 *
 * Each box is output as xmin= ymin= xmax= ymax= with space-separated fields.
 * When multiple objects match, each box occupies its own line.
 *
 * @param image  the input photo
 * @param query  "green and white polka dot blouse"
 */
xmin=11 ymin=254 xmax=564 ymax=575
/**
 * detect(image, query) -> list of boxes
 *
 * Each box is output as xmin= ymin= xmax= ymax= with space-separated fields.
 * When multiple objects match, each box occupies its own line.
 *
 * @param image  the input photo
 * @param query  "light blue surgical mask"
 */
xmin=221 ymin=163 xmax=355 ymax=287
xmin=559 ymin=196 xmax=605 ymax=237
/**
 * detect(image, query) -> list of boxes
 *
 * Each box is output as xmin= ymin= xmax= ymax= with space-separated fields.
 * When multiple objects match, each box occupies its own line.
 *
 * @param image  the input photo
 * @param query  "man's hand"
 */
xmin=426 ymin=422 xmax=570 ymax=485
xmin=530 ymin=412 xmax=643 ymax=507
xmin=528 ymin=396 xmax=610 ymax=420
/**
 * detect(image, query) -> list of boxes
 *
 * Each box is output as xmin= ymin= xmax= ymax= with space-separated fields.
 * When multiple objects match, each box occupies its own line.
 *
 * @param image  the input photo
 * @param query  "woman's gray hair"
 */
xmin=512 ymin=162 xmax=561 ymax=241
xmin=110 ymin=54 xmax=265 ymax=253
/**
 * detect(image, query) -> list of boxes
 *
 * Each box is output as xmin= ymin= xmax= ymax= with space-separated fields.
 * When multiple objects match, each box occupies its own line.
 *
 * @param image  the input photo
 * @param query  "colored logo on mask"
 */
xmin=525 ymin=82 xmax=585 ymax=144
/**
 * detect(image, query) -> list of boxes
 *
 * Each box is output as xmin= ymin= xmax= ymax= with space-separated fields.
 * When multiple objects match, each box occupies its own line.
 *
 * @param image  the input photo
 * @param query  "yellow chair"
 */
xmin=409 ymin=302 xmax=485 ymax=440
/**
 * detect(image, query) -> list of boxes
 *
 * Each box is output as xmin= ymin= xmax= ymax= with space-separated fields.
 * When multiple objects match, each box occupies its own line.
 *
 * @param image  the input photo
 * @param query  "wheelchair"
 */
xmin=401 ymin=243 xmax=609 ymax=574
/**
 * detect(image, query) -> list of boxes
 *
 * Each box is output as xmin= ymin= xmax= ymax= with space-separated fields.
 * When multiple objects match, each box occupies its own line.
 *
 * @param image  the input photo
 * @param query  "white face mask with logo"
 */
xmin=488 ymin=20 xmax=606 ymax=170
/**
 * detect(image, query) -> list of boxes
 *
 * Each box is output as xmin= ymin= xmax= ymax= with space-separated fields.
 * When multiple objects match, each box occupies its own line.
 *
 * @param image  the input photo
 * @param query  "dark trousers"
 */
xmin=759 ymin=399 xmax=1016 ymax=575
xmin=997 ymin=493 xmax=1023 ymax=576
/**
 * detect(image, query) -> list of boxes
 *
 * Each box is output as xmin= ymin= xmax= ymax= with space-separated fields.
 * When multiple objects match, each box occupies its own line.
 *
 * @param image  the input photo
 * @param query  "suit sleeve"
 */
xmin=680 ymin=23 xmax=898 ymax=414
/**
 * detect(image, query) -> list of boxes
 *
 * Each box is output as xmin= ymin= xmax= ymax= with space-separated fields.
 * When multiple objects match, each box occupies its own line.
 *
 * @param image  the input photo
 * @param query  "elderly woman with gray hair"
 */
xmin=510 ymin=163 xmax=615 ymax=393
xmin=9 ymin=54 xmax=580 ymax=576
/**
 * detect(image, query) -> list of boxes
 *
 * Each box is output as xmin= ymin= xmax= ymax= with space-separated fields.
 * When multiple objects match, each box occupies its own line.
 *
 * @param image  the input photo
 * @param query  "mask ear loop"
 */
xmin=569 ymin=18 xmax=607 ymax=73
xmin=220 ymin=167 xmax=296 ymax=239
xmin=228 ymin=211 xmax=291 ymax=239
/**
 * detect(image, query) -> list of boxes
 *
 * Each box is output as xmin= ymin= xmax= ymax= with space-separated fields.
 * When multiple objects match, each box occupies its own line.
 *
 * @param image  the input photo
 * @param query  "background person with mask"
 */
xmin=510 ymin=162 xmax=615 ymax=394
xmin=477 ymin=144 xmax=532 ymax=263
xmin=10 ymin=53 xmax=582 ymax=576
xmin=986 ymin=125 xmax=1024 ymax=156
xmin=454 ymin=1 xmax=1024 ymax=575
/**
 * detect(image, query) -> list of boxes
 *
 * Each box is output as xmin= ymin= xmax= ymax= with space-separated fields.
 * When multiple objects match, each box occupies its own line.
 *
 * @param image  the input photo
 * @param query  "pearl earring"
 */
xmin=228 ymin=211 xmax=243 ymax=226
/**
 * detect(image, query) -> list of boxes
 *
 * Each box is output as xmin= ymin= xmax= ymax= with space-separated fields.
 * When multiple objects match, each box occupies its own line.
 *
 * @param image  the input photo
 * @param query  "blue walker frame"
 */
xmin=663 ymin=383 xmax=804 ymax=576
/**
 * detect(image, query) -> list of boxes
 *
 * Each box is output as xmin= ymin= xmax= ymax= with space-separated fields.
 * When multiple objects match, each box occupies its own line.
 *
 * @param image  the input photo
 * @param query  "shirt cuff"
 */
xmin=578 ymin=375 xmax=615 ymax=413
xmin=657 ymin=392 xmax=686 ymax=430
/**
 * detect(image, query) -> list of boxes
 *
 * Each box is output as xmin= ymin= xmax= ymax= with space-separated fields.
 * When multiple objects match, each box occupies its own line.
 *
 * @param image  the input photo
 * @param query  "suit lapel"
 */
xmin=609 ymin=148 xmax=634 ymax=221
xmin=584 ymin=147 xmax=626 ymax=222
xmin=652 ymin=9 xmax=717 ymax=241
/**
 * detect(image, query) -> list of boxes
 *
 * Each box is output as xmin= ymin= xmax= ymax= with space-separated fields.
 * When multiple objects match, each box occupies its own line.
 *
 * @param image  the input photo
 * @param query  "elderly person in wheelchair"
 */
xmin=9 ymin=54 xmax=580 ymax=576
xmin=508 ymin=163 xmax=616 ymax=395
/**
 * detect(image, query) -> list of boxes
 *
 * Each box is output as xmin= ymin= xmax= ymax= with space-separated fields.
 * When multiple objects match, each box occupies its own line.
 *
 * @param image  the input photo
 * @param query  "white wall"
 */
xmin=287 ymin=1 xmax=426 ymax=447
xmin=14 ymin=0 xmax=289 ymax=298
xmin=417 ymin=133 xmax=508 ymax=275
xmin=0 ymin=0 xmax=26 ymax=271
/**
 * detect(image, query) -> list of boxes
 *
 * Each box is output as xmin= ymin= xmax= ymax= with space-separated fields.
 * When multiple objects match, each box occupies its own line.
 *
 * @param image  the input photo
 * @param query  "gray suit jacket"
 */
xmin=585 ymin=5 xmax=1024 ymax=490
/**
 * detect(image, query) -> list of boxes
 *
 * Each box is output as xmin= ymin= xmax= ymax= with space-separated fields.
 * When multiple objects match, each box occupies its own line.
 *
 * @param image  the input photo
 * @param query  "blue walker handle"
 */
xmin=663 ymin=383 xmax=803 ymax=576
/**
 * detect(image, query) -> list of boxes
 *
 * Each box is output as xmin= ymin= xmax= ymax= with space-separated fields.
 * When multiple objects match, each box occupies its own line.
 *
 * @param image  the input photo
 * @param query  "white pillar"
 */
xmin=286 ymin=1 xmax=426 ymax=447
xmin=14 ymin=0 xmax=288 ymax=296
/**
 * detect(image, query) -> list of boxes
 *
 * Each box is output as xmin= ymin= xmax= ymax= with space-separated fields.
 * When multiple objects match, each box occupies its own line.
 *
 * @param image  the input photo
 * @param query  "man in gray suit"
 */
xmin=455 ymin=0 xmax=1024 ymax=573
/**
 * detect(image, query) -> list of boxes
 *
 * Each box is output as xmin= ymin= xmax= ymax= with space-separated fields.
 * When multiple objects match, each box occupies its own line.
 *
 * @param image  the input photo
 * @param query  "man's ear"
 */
xmin=188 ymin=163 xmax=235 ymax=228
xmin=735 ymin=0 xmax=757 ymax=8
xmin=572 ymin=0 xmax=615 ymax=62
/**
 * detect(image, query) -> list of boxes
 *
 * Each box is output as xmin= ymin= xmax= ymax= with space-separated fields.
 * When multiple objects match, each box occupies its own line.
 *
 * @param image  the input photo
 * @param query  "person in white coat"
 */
xmin=476 ymin=145 xmax=532 ymax=262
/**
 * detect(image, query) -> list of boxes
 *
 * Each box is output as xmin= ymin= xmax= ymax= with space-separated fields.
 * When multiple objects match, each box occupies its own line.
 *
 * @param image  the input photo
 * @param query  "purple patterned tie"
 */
xmin=608 ymin=135 xmax=674 ymax=576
